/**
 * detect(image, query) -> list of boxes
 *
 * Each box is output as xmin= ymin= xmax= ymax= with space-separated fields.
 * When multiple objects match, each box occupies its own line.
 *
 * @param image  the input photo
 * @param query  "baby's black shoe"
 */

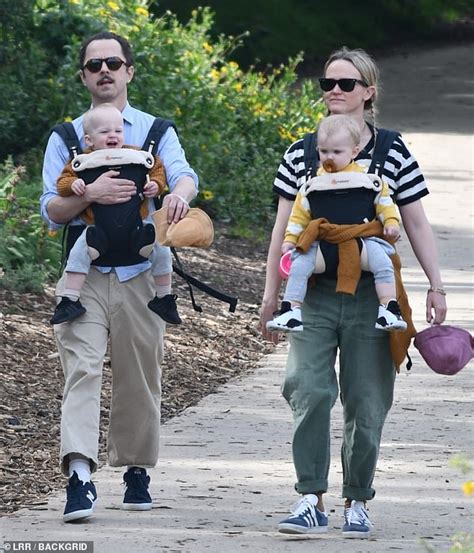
xmin=50 ymin=297 xmax=86 ymax=325
xmin=148 ymin=294 xmax=182 ymax=325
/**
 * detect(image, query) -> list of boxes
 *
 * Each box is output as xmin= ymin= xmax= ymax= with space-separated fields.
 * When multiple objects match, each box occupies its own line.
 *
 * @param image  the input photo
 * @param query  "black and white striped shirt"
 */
xmin=273 ymin=131 xmax=429 ymax=206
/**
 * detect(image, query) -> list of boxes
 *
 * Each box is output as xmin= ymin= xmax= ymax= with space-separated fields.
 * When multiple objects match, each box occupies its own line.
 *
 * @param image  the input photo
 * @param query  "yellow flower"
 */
xmin=233 ymin=83 xmax=242 ymax=92
xmin=462 ymin=481 xmax=474 ymax=496
xmin=48 ymin=230 xmax=58 ymax=238
xmin=229 ymin=61 xmax=239 ymax=69
xmin=135 ymin=6 xmax=148 ymax=17
xmin=316 ymin=111 xmax=325 ymax=122
xmin=296 ymin=126 xmax=314 ymax=136
xmin=210 ymin=69 xmax=220 ymax=81
xmin=107 ymin=1 xmax=120 ymax=11
xmin=202 ymin=190 xmax=214 ymax=201
xmin=175 ymin=107 xmax=182 ymax=117
xmin=191 ymin=9 xmax=198 ymax=17
xmin=278 ymin=126 xmax=297 ymax=143
xmin=68 ymin=0 xmax=80 ymax=4
xmin=64 ymin=116 xmax=72 ymax=122
xmin=203 ymin=42 xmax=213 ymax=53
xmin=253 ymin=102 xmax=270 ymax=117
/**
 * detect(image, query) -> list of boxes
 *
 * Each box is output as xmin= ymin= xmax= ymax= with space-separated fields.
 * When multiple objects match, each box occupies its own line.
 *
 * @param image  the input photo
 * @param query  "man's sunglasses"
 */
xmin=82 ymin=57 xmax=128 ymax=73
xmin=318 ymin=78 xmax=368 ymax=92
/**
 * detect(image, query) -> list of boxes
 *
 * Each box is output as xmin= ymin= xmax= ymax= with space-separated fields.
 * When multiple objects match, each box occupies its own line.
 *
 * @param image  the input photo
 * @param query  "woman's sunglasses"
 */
xmin=82 ymin=57 xmax=128 ymax=73
xmin=318 ymin=78 xmax=368 ymax=92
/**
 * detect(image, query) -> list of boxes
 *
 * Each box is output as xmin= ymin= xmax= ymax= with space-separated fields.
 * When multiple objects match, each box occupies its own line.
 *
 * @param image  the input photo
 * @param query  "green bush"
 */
xmin=0 ymin=158 xmax=62 ymax=292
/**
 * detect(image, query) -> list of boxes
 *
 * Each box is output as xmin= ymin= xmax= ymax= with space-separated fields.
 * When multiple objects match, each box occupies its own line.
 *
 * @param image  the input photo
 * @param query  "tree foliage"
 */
xmin=151 ymin=0 xmax=473 ymax=68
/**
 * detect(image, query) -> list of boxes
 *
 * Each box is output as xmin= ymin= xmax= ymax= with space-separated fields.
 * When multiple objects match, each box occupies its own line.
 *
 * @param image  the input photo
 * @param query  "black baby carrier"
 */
xmin=53 ymin=118 xmax=237 ymax=312
xmin=302 ymin=127 xmax=400 ymax=274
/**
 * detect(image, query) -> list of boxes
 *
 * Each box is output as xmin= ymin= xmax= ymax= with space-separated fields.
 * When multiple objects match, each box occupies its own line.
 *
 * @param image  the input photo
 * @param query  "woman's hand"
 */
xmin=258 ymin=298 xmax=281 ymax=345
xmin=426 ymin=289 xmax=447 ymax=324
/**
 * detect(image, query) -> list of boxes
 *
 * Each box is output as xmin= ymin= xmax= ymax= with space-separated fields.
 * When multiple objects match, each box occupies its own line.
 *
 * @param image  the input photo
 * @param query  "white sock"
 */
xmin=69 ymin=457 xmax=91 ymax=482
xmin=63 ymin=289 xmax=80 ymax=301
xmin=155 ymin=284 xmax=171 ymax=298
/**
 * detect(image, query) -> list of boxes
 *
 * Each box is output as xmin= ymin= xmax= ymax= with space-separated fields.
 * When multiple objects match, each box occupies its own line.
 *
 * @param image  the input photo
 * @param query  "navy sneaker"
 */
xmin=122 ymin=467 xmax=153 ymax=510
xmin=278 ymin=494 xmax=329 ymax=534
xmin=342 ymin=500 xmax=373 ymax=539
xmin=50 ymin=297 xmax=86 ymax=325
xmin=63 ymin=471 xmax=97 ymax=523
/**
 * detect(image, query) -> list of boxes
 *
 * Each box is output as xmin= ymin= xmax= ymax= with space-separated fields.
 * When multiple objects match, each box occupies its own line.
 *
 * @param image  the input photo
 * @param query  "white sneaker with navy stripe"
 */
xmin=342 ymin=500 xmax=373 ymax=538
xmin=278 ymin=494 xmax=329 ymax=534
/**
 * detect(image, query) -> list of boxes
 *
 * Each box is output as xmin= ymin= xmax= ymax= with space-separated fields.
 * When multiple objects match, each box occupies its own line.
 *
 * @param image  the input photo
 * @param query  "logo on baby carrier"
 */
xmin=105 ymin=154 xmax=123 ymax=161
xmin=331 ymin=177 xmax=350 ymax=186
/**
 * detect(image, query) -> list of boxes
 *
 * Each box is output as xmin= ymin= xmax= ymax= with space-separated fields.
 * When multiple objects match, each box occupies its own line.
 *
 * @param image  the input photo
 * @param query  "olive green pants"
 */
xmin=282 ymin=274 xmax=395 ymax=501
xmin=54 ymin=268 xmax=165 ymax=476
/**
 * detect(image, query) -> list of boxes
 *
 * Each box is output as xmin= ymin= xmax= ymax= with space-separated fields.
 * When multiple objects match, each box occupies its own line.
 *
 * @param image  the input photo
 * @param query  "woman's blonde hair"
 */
xmin=324 ymin=47 xmax=379 ymax=115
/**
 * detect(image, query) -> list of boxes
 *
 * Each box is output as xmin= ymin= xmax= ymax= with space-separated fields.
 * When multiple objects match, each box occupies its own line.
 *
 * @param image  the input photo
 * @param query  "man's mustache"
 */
xmin=98 ymin=76 xmax=114 ymax=85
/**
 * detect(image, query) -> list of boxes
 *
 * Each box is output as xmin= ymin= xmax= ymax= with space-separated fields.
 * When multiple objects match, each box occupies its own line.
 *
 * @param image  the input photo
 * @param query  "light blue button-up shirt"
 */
xmin=41 ymin=103 xmax=199 ymax=281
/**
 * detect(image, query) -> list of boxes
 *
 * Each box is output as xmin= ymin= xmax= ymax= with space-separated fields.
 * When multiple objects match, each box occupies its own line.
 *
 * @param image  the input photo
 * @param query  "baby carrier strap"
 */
xmin=52 ymin=121 xmax=83 ymax=159
xmin=303 ymin=131 xmax=318 ymax=179
xmin=143 ymin=117 xmax=178 ymax=156
xmin=368 ymin=127 xmax=400 ymax=176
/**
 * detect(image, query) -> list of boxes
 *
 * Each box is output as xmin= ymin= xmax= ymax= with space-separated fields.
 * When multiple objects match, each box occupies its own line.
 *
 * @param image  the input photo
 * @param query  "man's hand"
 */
xmin=84 ymin=170 xmax=136 ymax=204
xmin=162 ymin=193 xmax=190 ymax=224
xmin=71 ymin=178 xmax=86 ymax=196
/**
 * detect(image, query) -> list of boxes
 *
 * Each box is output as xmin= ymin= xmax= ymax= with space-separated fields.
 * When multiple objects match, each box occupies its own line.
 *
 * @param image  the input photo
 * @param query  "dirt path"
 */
xmin=1 ymin=43 xmax=473 ymax=552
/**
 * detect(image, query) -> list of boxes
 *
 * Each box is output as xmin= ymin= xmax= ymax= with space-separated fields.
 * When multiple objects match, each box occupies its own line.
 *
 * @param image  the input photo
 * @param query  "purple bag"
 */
xmin=414 ymin=325 xmax=474 ymax=375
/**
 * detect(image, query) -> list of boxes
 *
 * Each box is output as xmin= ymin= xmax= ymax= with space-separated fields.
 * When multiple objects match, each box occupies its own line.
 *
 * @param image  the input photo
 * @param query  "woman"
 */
xmin=259 ymin=47 xmax=447 ymax=539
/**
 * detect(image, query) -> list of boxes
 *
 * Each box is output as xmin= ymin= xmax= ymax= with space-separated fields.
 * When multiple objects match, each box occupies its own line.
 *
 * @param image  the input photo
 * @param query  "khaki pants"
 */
xmin=54 ymin=268 xmax=165 ymax=475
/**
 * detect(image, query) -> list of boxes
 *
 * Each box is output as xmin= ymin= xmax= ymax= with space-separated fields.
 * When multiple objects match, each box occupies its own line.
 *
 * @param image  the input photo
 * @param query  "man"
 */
xmin=40 ymin=31 xmax=198 ymax=522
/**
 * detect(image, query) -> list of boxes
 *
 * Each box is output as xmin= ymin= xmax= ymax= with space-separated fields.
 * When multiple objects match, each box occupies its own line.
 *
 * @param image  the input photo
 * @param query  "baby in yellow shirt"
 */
xmin=267 ymin=114 xmax=407 ymax=333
